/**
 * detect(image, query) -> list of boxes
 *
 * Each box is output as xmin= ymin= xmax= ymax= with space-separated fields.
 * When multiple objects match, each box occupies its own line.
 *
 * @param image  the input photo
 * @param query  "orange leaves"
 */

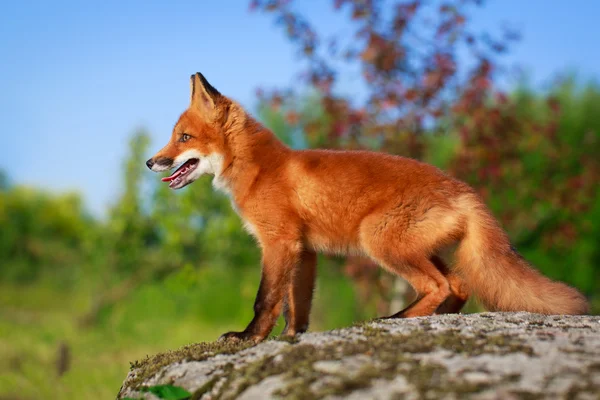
xmin=360 ymin=33 xmax=403 ymax=73
xmin=392 ymin=1 xmax=419 ymax=35
xmin=404 ymin=88 xmax=418 ymax=101
xmin=251 ymin=0 xmax=520 ymax=159
xmin=285 ymin=111 xmax=300 ymax=125
xmin=437 ymin=3 xmax=466 ymax=39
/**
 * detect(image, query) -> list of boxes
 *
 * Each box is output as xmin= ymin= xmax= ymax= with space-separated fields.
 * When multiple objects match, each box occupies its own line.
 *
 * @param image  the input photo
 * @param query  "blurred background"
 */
xmin=1 ymin=0 xmax=599 ymax=398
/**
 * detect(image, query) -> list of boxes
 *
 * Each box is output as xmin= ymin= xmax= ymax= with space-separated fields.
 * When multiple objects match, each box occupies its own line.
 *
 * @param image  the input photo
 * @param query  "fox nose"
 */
xmin=146 ymin=158 xmax=155 ymax=169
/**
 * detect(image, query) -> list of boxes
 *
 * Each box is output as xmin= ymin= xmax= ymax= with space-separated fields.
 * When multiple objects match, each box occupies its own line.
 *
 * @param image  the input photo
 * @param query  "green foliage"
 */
xmin=0 ymin=170 xmax=9 ymax=190
xmin=0 ymin=186 xmax=94 ymax=284
xmin=106 ymin=129 xmax=160 ymax=277
xmin=140 ymin=384 xmax=191 ymax=399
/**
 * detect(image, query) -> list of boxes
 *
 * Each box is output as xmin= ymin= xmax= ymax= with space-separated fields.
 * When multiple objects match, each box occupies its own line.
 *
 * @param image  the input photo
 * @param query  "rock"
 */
xmin=117 ymin=312 xmax=600 ymax=399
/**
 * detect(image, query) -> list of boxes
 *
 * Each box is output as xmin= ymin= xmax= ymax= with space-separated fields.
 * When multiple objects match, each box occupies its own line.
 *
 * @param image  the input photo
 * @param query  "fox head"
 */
xmin=146 ymin=72 xmax=243 ymax=190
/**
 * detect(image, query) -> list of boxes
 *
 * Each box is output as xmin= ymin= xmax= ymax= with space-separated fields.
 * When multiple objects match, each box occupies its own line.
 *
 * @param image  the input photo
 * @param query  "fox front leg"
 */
xmin=219 ymin=241 xmax=302 ymax=343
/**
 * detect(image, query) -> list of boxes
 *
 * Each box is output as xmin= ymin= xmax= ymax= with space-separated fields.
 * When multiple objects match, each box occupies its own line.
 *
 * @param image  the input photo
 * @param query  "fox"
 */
xmin=146 ymin=72 xmax=589 ymax=343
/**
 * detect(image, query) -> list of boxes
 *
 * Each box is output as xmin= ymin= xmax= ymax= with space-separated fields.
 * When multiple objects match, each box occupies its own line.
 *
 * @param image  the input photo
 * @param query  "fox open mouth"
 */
xmin=161 ymin=158 xmax=199 ymax=189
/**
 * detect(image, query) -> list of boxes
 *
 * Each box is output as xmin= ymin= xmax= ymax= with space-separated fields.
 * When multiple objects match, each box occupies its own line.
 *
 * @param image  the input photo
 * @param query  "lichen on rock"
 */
xmin=117 ymin=312 xmax=600 ymax=399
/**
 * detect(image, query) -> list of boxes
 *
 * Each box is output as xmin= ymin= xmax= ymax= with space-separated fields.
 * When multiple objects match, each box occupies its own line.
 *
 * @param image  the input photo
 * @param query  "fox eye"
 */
xmin=179 ymin=133 xmax=191 ymax=142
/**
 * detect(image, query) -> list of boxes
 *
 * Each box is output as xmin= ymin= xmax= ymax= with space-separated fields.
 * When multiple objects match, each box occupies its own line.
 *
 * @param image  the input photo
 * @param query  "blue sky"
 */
xmin=1 ymin=0 xmax=599 ymax=215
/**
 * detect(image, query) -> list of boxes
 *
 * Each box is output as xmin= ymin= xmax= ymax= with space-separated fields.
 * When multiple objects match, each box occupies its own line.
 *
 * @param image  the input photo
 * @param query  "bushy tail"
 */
xmin=454 ymin=194 xmax=589 ymax=315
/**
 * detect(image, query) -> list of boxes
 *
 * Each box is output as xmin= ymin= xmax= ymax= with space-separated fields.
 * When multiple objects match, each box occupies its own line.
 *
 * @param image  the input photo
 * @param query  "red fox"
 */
xmin=146 ymin=73 xmax=589 ymax=343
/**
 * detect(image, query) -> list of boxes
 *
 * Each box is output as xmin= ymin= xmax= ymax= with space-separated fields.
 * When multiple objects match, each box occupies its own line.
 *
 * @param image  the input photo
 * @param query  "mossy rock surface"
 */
xmin=117 ymin=312 xmax=600 ymax=399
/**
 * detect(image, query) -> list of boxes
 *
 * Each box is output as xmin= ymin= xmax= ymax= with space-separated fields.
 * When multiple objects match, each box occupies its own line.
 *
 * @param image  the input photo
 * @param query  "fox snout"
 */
xmin=146 ymin=156 xmax=173 ymax=172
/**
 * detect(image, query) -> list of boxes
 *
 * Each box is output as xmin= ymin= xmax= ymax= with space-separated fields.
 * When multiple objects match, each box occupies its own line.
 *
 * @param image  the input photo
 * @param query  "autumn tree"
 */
xmin=251 ymin=0 xmax=518 ymax=154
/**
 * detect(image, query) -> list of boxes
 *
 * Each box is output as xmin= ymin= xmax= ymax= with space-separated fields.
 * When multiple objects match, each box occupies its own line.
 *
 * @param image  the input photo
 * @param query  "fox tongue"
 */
xmin=161 ymin=169 xmax=183 ymax=182
xmin=160 ymin=159 xmax=197 ymax=183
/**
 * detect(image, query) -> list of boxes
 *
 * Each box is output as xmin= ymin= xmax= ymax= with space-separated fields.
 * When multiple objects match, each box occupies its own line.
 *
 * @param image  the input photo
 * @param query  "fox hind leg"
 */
xmin=372 ymin=253 xmax=452 ymax=318
xmin=360 ymin=206 xmax=463 ymax=318
xmin=430 ymin=255 xmax=469 ymax=314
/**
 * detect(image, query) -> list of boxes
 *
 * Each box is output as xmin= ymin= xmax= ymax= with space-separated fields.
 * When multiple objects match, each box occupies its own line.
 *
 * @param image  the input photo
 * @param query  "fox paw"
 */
xmin=218 ymin=331 xmax=262 ymax=344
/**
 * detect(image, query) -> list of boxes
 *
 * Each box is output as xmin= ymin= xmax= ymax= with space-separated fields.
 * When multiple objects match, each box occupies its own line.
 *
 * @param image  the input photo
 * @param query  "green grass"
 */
xmin=0 ymin=263 xmax=359 ymax=400
xmin=0 ymin=284 xmax=222 ymax=399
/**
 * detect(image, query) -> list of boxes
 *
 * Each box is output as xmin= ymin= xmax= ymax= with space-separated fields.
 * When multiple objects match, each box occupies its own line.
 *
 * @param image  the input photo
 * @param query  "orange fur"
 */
xmin=148 ymin=73 xmax=589 ymax=343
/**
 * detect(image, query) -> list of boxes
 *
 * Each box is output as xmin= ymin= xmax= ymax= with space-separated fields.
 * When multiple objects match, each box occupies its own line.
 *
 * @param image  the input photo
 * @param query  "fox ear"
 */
xmin=190 ymin=72 xmax=221 ymax=118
